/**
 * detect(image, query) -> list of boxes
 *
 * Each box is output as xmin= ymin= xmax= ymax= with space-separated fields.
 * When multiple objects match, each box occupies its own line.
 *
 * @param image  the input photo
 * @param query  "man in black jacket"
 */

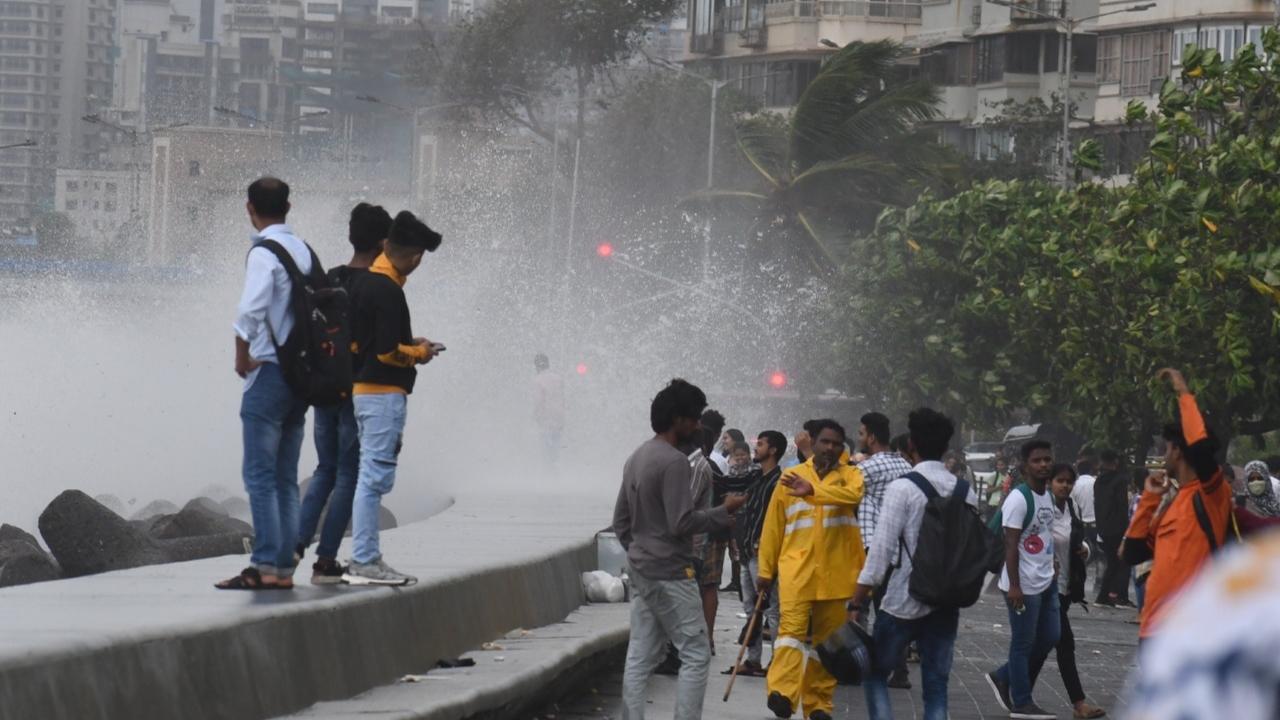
xmin=1092 ymin=449 xmax=1133 ymax=606
xmin=343 ymin=211 xmax=442 ymax=586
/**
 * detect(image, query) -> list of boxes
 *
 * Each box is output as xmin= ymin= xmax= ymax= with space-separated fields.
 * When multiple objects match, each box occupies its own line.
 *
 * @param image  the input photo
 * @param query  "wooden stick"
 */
xmin=723 ymin=583 xmax=770 ymax=702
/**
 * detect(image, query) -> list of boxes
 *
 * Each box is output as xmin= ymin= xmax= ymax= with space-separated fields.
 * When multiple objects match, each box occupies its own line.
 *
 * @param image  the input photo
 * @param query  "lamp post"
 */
xmin=988 ymin=0 xmax=1155 ymax=186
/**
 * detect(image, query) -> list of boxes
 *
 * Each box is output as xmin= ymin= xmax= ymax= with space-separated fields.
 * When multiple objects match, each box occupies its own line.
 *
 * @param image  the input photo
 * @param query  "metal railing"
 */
xmin=765 ymin=0 xmax=922 ymax=21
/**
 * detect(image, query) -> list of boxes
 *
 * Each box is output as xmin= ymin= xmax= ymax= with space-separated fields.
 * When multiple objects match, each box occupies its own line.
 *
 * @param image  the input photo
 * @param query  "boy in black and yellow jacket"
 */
xmin=343 ymin=211 xmax=442 ymax=586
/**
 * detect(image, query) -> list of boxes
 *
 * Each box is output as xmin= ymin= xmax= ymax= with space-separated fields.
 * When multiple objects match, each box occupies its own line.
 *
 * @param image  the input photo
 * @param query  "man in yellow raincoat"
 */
xmin=756 ymin=418 xmax=865 ymax=720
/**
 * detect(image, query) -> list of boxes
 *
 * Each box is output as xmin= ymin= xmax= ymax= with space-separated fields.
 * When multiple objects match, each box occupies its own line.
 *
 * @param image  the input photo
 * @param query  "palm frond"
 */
xmin=735 ymin=117 xmax=789 ymax=188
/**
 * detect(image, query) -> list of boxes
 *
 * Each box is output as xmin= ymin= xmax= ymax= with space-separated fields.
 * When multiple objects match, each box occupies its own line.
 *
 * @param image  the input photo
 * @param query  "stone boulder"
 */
xmin=92 ymin=494 xmax=127 ymax=517
xmin=379 ymin=505 xmax=397 ymax=531
xmin=131 ymin=499 xmax=180 ymax=522
xmin=196 ymin=484 xmax=235 ymax=502
xmin=0 ymin=540 xmax=61 ymax=587
xmin=185 ymin=497 xmax=229 ymax=517
xmin=220 ymin=496 xmax=252 ymax=523
xmin=39 ymin=491 xmax=249 ymax=578
xmin=146 ymin=500 xmax=252 ymax=540
xmin=0 ymin=523 xmax=39 ymax=547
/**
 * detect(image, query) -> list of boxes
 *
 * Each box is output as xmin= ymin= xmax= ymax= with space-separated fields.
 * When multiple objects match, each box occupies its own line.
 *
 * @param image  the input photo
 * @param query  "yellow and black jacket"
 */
xmin=349 ymin=253 xmax=429 ymax=395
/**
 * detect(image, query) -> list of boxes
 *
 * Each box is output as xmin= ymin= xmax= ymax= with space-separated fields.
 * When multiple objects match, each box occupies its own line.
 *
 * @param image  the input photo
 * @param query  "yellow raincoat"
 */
xmin=757 ymin=458 xmax=866 ymax=717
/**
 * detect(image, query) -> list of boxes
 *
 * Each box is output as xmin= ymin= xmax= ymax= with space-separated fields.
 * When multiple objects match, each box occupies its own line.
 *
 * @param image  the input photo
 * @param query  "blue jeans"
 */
xmin=864 ymin=608 xmax=959 ymax=720
xmin=240 ymin=362 xmax=307 ymax=577
xmin=352 ymin=393 xmax=407 ymax=564
xmin=995 ymin=588 xmax=1061 ymax=707
xmin=297 ymin=399 xmax=359 ymax=559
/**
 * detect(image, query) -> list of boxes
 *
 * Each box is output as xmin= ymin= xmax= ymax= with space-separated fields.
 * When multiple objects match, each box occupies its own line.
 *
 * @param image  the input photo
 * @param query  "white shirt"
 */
xmin=998 ymin=484 xmax=1056 ymax=595
xmin=1072 ymin=474 xmax=1097 ymax=523
xmin=233 ymin=224 xmax=313 ymax=390
xmin=709 ymin=449 xmax=729 ymax=474
xmin=857 ymin=460 xmax=979 ymax=620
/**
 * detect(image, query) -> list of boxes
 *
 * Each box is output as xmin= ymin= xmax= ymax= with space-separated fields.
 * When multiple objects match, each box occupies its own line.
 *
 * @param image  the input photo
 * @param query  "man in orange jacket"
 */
xmin=1122 ymin=368 xmax=1233 ymax=643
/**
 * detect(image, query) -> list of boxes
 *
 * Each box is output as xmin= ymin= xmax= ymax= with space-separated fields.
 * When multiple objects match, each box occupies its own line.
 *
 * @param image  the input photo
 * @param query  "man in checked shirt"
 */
xmin=855 ymin=412 xmax=914 ymax=688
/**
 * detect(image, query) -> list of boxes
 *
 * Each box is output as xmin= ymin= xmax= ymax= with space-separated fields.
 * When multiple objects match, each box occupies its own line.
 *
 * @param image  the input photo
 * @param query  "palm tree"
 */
xmin=697 ymin=40 xmax=945 ymax=272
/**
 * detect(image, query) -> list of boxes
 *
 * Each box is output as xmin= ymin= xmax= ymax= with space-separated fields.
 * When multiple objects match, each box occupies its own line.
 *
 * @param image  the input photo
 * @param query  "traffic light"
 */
xmin=576 ymin=362 xmax=589 ymax=376
xmin=768 ymin=371 xmax=788 ymax=389
xmin=595 ymin=242 xmax=614 ymax=258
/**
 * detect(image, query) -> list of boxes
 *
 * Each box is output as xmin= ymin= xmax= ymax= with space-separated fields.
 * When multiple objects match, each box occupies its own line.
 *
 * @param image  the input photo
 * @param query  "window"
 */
xmin=65 ymin=180 xmax=78 ymax=192
xmin=1095 ymin=35 xmax=1116 ymax=81
xmin=978 ymin=36 xmax=1006 ymax=83
xmin=307 ymin=2 xmax=338 ymax=13
xmin=1119 ymin=31 xmax=1170 ymax=96
xmin=65 ymin=198 xmax=77 ymax=210
xmin=188 ymin=160 xmax=201 ymax=177
xmin=1006 ymin=34 xmax=1040 ymax=74
xmin=1073 ymin=35 xmax=1097 ymax=74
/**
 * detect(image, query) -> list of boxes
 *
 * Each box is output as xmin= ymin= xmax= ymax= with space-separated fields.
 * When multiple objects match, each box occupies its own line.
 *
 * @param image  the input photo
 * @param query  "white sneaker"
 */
xmin=343 ymin=559 xmax=417 ymax=586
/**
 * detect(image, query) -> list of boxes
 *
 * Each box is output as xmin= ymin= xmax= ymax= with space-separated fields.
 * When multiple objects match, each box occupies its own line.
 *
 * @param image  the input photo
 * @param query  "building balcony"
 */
xmin=1010 ymin=0 xmax=1066 ymax=20
xmin=766 ymin=1 xmax=922 ymax=22
xmin=690 ymin=32 xmax=725 ymax=54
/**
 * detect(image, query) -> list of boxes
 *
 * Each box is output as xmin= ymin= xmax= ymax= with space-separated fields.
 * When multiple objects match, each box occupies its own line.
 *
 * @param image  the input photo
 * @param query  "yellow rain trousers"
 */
xmin=757 ymin=459 xmax=866 ymax=717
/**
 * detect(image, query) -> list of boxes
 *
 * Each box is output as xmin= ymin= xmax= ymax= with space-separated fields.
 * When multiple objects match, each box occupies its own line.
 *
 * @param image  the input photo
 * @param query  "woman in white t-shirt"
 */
xmin=1028 ymin=464 xmax=1106 ymax=719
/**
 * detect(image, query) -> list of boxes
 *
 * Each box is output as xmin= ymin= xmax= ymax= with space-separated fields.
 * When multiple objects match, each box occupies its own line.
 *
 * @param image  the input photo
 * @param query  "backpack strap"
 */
xmin=1191 ymin=491 xmax=1219 ymax=553
xmin=253 ymin=239 xmax=323 ymax=284
xmin=1017 ymin=484 xmax=1035 ymax=531
xmin=903 ymin=471 xmax=938 ymax=501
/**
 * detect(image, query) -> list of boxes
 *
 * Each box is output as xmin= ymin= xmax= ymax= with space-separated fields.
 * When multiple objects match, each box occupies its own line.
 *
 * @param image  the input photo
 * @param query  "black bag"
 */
xmin=1192 ymin=490 xmax=1240 ymax=554
xmin=253 ymin=240 xmax=353 ymax=406
xmin=902 ymin=473 xmax=990 ymax=609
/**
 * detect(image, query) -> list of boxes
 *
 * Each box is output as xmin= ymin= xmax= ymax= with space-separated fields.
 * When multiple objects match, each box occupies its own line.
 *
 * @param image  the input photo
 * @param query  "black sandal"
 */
xmin=215 ymin=567 xmax=281 ymax=590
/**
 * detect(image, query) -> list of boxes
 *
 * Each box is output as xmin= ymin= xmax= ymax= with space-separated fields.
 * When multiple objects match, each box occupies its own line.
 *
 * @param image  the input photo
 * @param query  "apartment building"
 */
xmin=53 ymin=167 xmax=136 ymax=250
xmin=685 ymin=0 xmax=922 ymax=107
xmin=1091 ymin=0 xmax=1273 ymax=173
xmin=0 ymin=0 xmax=116 ymax=233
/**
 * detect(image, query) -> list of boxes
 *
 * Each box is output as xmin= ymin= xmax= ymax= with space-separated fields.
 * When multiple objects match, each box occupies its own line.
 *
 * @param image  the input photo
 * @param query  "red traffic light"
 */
xmin=768 ymin=371 xmax=788 ymax=389
xmin=596 ymin=242 xmax=614 ymax=258
xmin=576 ymin=363 xmax=589 ymax=375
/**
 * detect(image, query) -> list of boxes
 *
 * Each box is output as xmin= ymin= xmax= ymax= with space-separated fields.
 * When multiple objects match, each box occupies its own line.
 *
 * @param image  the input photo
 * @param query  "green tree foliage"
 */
xmin=413 ymin=0 xmax=679 ymax=140
xmin=700 ymin=41 xmax=947 ymax=272
xmin=852 ymin=29 xmax=1280 ymax=461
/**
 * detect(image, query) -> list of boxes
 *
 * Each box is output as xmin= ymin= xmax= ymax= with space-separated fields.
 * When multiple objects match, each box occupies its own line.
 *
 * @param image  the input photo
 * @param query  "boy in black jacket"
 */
xmin=343 ymin=211 xmax=442 ymax=586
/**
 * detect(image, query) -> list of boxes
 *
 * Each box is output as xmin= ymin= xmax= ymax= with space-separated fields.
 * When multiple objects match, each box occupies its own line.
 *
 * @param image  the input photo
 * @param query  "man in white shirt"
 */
xmin=217 ymin=177 xmax=314 ymax=591
xmin=850 ymin=407 xmax=976 ymax=720
xmin=1071 ymin=456 xmax=1099 ymax=573
xmin=986 ymin=440 xmax=1059 ymax=720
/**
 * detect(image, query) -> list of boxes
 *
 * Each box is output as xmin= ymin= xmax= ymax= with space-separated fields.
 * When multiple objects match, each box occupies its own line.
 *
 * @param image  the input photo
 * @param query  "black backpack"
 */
xmin=901 ymin=473 xmax=990 ymax=609
xmin=252 ymin=240 xmax=353 ymax=406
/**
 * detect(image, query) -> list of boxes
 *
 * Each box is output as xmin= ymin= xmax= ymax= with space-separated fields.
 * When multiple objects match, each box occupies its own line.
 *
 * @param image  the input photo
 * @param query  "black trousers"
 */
xmin=1029 ymin=594 xmax=1086 ymax=704
xmin=1096 ymin=533 xmax=1131 ymax=602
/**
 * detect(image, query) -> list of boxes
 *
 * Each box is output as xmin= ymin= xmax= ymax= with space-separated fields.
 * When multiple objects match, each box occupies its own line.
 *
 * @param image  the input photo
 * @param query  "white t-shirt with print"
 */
xmin=998 ymin=485 xmax=1057 ymax=595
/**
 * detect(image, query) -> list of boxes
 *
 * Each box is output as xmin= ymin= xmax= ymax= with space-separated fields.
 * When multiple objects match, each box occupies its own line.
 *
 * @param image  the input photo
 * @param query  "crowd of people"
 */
xmin=613 ymin=368 xmax=1280 ymax=720
xmin=222 ymin=177 xmax=442 ymax=590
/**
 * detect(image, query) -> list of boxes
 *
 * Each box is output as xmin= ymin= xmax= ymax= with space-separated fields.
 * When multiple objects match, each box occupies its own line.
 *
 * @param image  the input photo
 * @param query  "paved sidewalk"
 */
xmin=554 ymin=584 xmax=1140 ymax=719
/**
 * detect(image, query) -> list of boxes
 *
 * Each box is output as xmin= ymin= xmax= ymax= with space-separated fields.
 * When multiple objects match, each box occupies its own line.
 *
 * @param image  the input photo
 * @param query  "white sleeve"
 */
xmin=233 ymin=247 xmax=276 ymax=342
xmin=1002 ymin=489 xmax=1028 ymax=530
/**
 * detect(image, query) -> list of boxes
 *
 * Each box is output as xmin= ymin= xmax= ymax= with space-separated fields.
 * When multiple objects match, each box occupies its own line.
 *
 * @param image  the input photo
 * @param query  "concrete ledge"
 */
xmin=282 ymin=603 xmax=632 ymax=720
xmin=0 ymin=494 xmax=611 ymax=720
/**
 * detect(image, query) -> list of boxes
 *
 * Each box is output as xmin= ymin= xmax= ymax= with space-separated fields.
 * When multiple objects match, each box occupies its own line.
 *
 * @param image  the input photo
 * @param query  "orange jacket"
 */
xmin=1124 ymin=394 xmax=1232 ymax=637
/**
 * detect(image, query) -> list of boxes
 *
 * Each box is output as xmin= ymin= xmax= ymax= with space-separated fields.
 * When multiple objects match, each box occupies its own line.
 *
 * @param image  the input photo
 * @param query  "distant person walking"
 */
xmin=1028 ymin=464 xmax=1106 ymax=719
xmin=218 ymin=177 xmax=314 ymax=590
xmin=757 ymin=419 xmax=865 ymax=720
xmin=532 ymin=353 xmax=566 ymax=466
xmin=1071 ymin=456 xmax=1099 ymax=574
xmin=986 ymin=440 xmax=1059 ymax=720
xmin=851 ymin=408 xmax=974 ymax=720
xmin=854 ymin=411 xmax=913 ymax=689
xmin=295 ymin=203 xmax=392 ymax=585
xmin=1093 ymin=450 xmax=1132 ymax=607
xmin=342 ymin=211 xmax=442 ymax=586
xmin=613 ymin=379 xmax=745 ymax=720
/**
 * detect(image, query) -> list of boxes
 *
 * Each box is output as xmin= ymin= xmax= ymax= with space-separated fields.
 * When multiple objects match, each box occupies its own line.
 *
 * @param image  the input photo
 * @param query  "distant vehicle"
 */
xmin=965 ymin=441 xmax=1002 ymax=456
xmin=1002 ymin=424 xmax=1042 ymax=455
xmin=965 ymin=443 xmax=1000 ymax=500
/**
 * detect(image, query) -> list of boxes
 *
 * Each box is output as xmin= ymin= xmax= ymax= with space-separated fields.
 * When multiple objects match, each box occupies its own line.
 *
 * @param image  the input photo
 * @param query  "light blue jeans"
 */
xmin=352 ymin=393 xmax=407 ymax=564
xmin=995 ymin=588 xmax=1061 ymax=707
xmin=297 ymin=399 xmax=359 ymax=559
xmin=740 ymin=556 xmax=780 ymax=665
xmin=240 ymin=362 xmax=307 ymax=577
xmin=622 ymin=570 xmax=710 ymax=720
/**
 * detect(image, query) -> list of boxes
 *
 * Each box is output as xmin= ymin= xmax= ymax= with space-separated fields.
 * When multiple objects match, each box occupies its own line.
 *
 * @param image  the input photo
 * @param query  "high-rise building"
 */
xmin=0 ymin=0 xmax=116 ymax=229
xmin=684 ymin=0 xmax=922 ymax=107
